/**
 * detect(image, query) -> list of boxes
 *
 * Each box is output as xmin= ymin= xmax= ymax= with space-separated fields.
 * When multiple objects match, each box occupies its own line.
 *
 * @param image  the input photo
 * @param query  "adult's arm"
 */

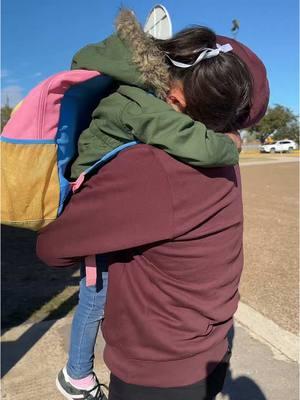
xmin=37 ymin=146 xmax=173 ymax=267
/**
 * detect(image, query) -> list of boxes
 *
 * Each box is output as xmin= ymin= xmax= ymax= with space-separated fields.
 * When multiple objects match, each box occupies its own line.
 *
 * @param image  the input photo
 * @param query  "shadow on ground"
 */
xmin=1 ymin=224 xmax=79 ymax=377
xmin=1 ymin=224 xmax=79 ymax=331
xmin=217 ymin=326 xmax=267 ymax=400
xmin=221 ymin=369 xmax=267 ymax=400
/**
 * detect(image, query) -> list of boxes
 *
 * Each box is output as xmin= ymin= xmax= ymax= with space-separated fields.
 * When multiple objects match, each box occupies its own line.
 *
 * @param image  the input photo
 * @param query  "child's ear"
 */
xmin=166 ymin=83 xmax=187 ymax=112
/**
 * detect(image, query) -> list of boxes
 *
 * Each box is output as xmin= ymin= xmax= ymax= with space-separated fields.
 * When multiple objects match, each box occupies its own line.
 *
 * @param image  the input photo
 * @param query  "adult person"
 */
xmin=37 ymin=9 xmax=269 ymax=400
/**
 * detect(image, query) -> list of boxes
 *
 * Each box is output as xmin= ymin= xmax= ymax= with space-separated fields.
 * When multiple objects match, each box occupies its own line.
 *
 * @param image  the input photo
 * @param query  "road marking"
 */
xmin=235 ymin=301 xmax=299 ymax=362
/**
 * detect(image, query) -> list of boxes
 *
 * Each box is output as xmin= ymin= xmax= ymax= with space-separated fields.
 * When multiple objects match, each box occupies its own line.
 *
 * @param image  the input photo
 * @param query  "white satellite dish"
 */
xmin=144 ymin=4 xmax=172 ymax=40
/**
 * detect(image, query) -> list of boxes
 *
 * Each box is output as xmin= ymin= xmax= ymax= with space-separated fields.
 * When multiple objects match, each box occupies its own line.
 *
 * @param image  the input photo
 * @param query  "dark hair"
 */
xmin=156 ymin=27 xmax=253 ymax=132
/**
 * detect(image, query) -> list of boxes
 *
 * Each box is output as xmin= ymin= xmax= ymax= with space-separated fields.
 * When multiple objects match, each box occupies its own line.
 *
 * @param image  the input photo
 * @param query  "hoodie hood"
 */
xmin=71 ymin=9 xmax=170 ymax=98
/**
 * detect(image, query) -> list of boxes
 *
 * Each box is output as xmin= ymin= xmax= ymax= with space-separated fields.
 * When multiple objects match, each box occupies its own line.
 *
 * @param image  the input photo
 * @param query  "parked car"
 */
xmin=259 ymin=140 xmax=298 ymax=153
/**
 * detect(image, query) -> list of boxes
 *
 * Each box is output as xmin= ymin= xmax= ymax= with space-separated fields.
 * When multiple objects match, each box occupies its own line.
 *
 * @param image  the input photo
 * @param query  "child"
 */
xmin=55 ymin=9 xmax=268 ymax=400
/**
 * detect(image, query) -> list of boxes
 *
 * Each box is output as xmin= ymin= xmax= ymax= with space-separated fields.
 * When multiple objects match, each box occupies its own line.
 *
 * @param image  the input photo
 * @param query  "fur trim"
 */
xmin=115 ymin=9 xmax=170 ymax=99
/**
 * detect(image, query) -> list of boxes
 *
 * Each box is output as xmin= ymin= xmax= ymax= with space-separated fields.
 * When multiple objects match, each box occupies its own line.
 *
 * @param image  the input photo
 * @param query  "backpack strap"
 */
xmin=74 ymin=140 xmax=139 ymax=287
xmin=71 ymin=140 xmax=139 ymax=193
xmin=85 ymin=255 xmax=98 ymax=286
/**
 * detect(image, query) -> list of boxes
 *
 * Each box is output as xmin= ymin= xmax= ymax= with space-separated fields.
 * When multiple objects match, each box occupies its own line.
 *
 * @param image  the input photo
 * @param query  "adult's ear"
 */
xmin=166 ymin=82 xmax=187 ymax=112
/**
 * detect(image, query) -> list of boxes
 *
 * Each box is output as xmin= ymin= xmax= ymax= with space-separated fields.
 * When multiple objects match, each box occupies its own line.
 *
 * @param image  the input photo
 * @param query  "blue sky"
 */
xmin=2 ymin=0 xmax=299 ymax=114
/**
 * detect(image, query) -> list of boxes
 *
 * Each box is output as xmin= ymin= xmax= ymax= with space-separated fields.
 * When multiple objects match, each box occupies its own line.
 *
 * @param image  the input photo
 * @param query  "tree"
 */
xmin=251 ymin=105 xmax=299 ymax=144
xmin=273 ymin=121 xmax=299 ymax=143
xmin=1 ymin=103 xmax=13 ymax=132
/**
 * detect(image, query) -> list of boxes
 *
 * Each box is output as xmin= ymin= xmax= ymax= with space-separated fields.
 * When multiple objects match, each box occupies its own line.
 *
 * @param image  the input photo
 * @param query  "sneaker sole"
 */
xmin=56 ymin=376 xmax=83 ymax=400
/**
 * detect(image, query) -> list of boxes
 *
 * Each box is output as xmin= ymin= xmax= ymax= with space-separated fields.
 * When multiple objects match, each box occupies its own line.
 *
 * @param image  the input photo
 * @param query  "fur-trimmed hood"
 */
xmin=71 ymin=9 xmax=170 ymax=98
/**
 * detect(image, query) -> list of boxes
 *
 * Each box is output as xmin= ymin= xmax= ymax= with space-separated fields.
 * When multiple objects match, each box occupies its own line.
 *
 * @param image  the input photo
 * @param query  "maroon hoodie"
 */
xmin=37 ymin=144 xmax=243 ymax=387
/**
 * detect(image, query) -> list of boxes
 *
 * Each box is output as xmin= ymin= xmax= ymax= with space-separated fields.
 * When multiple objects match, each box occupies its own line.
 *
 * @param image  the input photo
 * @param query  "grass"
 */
xmin=240 ymin=149 xmax=300 ymax=162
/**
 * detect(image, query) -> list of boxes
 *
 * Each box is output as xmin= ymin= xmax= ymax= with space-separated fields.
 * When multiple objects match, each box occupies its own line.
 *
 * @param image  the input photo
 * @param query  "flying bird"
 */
xmin=231 ymin=19 xmax=240 ymax=38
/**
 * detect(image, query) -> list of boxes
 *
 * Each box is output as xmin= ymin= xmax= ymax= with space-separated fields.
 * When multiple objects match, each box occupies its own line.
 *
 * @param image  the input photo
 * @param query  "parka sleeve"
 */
xmin=116 ymin=85 xmax=239 ymax=167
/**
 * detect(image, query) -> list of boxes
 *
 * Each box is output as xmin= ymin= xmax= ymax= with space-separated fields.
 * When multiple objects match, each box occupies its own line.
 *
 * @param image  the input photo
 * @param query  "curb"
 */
xmin=235 ymin=302 xmax=299 ymax=362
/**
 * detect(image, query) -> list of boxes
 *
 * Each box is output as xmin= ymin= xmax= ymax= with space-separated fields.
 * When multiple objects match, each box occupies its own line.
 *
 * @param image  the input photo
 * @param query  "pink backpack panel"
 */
xmin=1 ymin=70 xmax=114 ymax=230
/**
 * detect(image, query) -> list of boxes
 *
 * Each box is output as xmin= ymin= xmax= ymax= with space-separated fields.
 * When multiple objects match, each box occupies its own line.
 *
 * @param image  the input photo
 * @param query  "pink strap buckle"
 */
xmin=71 ymin=173 xmax=85 ymax=193
xmin=85 ymin=255 xmax=97 ymax=287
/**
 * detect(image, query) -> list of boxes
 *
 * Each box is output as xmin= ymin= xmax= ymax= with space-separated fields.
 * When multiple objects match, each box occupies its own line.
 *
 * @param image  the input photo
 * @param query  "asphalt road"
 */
xmin=240 ymin=161 xmax=299 ymax=334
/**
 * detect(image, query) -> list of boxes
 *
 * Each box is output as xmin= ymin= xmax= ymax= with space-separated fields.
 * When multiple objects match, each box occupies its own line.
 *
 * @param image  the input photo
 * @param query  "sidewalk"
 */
xmin=2 ymin=311 xmax=299 ymax=400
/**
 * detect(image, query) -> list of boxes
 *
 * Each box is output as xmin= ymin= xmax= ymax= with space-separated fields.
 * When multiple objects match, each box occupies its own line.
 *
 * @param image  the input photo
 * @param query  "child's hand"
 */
xmin=225 ymin=132 xmax=242 ymax=153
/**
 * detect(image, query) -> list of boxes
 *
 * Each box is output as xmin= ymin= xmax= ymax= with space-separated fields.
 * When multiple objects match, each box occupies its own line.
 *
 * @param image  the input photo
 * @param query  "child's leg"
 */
xmin=67 ymin=271 xmax=108 ymax=379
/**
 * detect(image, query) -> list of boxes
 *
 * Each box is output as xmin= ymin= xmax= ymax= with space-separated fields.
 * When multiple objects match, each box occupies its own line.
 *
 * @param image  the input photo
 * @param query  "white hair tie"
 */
xmin=166 ymin=43 xmax=233 ymax=68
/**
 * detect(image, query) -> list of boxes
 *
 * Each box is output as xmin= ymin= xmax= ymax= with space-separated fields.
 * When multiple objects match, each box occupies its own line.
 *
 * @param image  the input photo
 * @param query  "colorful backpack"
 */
xmin=1 ymin=70 xmax=137 ymax=230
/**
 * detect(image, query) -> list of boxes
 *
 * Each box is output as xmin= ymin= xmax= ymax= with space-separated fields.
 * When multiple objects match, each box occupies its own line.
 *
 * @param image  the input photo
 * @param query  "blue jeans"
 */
xmin=67 ymin=263 xmax=108 ymax=379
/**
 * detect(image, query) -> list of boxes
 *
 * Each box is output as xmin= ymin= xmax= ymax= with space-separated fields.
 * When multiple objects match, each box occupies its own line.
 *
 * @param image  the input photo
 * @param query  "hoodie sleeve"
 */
xmin=36 ymin=146 xmax=173 ymax=267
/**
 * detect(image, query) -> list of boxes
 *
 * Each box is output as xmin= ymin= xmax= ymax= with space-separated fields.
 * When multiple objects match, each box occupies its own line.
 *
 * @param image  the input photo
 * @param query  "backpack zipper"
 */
xmin=37 ymin=72 xmax=62 ymax=139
